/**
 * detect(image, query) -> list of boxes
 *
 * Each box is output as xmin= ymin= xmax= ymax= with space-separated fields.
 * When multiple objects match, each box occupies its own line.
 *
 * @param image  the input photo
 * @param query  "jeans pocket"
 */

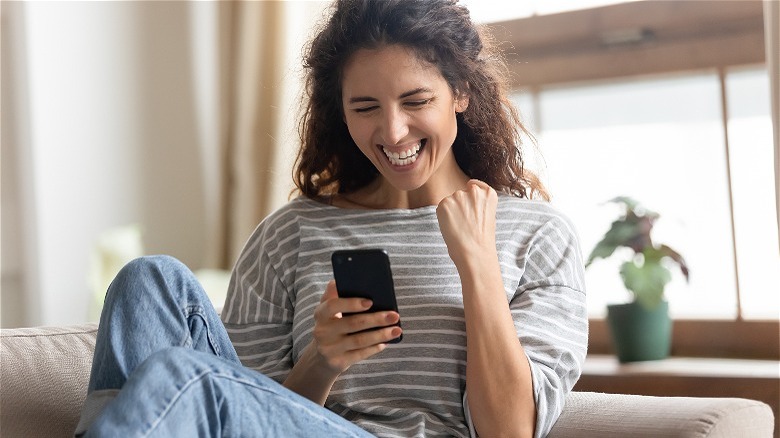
xmin=184 ymin=305 xmax=222 ymax=356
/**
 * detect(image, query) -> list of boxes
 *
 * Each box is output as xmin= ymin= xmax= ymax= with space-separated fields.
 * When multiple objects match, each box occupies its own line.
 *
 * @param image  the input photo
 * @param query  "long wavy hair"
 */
xmin=293 ymin=0 xmax=548 ymax=200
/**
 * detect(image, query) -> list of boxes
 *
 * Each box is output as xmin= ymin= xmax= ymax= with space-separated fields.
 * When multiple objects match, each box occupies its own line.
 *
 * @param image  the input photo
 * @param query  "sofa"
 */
xmin=1 ymin=323 xmax=775 ymax=437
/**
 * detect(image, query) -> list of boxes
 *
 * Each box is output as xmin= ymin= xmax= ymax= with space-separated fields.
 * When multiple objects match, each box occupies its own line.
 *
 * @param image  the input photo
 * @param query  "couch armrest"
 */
xmin=549 ymin=391 xmax=775 ymax=438
xmin=1 ymin=323 xmax=98 ymax=438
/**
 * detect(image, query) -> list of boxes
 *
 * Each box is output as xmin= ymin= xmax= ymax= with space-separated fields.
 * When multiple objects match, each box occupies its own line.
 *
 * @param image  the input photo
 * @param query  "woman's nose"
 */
xmin=380 ymin=108 xmax=409 ymax=146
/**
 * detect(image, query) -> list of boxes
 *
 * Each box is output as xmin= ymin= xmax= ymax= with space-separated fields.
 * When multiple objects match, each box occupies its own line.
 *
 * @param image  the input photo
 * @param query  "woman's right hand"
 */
xmin=310 ymin=280 xmax=402 ymax=376
xmin=283 ymin=280 xmax=400 ymax=404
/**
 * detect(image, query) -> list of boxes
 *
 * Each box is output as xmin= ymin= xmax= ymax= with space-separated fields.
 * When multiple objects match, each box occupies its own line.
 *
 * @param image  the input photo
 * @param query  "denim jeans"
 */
xmin=80 ymin=255 xmax=373 ymax=438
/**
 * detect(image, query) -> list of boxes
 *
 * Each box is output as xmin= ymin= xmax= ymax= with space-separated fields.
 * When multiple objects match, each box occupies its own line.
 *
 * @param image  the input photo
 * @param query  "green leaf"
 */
xmin=658 ymin=244 xmax=690 ymax=281
xmin=588 ymin=196 xmax=689 ymax=307
xmin=586 ymin=220 xmax=642 ymax=266
xmin=642 ymin=246 xmax=665 ymax=263
xmin=608 ymin=196 xmax=659 ymax=220
xmin=607 ymin=196 xmax=641 ymax=211
xmin=620 ymin=259 xmax=672 ymax=310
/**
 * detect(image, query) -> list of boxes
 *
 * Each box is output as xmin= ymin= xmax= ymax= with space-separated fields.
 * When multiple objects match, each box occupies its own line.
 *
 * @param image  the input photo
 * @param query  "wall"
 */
xmin=1 ymin=2 xmax=221 ymax=327
xmin=1 ymin=1 xmax=332 ymax=327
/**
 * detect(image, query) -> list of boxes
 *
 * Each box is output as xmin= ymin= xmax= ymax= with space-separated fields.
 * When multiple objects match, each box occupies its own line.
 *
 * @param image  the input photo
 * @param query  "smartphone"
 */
xmin=331 ymin=249 xmax=402 ymax=343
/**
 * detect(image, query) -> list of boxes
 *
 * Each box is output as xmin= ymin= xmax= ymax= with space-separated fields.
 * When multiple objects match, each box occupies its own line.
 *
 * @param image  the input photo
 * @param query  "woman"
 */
xmin=77 ymin=1 xmax=587 ymax=437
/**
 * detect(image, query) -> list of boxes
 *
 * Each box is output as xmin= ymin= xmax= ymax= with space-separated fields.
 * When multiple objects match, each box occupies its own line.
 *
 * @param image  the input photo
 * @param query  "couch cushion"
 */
xmin=548 ymin=391 xmax=775 ymax=438
xmin=1 ymin=323 xmax=98 ymax=438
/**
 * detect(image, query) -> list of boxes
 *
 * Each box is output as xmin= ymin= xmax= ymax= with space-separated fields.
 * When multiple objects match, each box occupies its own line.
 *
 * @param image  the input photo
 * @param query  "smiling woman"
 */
xmin=294 ymin=0 xmax=549 ymax=204
xmin=338 ymin=45 xmax=468 ymax=205
xmin=73 ymin=1 xmax=588 ymax=437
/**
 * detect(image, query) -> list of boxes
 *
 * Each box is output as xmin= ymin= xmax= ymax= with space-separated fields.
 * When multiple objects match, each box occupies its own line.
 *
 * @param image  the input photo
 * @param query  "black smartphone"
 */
xmin=331 ymin=249 xmax=402 ymax=343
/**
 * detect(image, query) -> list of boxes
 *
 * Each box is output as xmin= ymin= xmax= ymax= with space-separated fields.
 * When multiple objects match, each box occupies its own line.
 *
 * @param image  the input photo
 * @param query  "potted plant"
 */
xmin=586 ymin=196 xmax=689 ymax=362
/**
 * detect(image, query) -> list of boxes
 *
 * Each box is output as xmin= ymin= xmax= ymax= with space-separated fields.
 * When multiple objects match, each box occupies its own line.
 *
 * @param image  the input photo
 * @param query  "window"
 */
xmin=489 ymin=0 xmax=778 ymax=358
xmin=725 ymin=68 xmax=780 ymax=319
xmin=512 ymin=68 xmax=778 ymax=321
xmin=462 ymin=0 xmax=640 ymax=23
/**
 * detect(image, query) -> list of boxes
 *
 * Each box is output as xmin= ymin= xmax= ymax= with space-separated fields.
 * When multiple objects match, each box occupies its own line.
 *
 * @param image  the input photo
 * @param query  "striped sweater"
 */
xmin=221 ymin=194 xmax=588 ymax=438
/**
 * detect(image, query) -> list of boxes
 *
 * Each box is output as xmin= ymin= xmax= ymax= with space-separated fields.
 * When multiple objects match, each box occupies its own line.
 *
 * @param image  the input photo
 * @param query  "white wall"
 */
xmin=1 ymin=1 xmax=332 ymax=327
xmin=1 ymin=2 xmax=221 ymax=326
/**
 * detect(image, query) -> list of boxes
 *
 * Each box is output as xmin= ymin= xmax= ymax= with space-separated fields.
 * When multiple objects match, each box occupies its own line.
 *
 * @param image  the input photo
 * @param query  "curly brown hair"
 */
xmin=293 ymin=0 xmax=548 ymax=200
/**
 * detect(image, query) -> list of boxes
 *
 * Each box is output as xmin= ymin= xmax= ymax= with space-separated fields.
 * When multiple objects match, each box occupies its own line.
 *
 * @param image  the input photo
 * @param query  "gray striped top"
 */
xmin=221 ymin=194 xmax=588 ymax=438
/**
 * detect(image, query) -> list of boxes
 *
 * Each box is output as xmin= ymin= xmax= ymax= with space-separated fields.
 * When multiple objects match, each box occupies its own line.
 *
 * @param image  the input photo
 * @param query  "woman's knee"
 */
xmin=102 ymin=255 xmax=192 ymax=306
xmin=117 ymin=255 xmax=188 ymax=281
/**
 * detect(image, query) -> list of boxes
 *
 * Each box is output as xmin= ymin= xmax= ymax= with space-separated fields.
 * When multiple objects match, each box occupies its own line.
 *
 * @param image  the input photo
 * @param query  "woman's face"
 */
xmin=341 ymin=45 xmax=468 ymax=195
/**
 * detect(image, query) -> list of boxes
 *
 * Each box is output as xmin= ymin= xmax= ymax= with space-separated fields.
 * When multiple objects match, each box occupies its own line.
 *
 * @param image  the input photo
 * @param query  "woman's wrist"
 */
xmin=283 ymin=341 xmax=340 ymax=405
xmin=453 ymin=249 xmax=500 ymax=286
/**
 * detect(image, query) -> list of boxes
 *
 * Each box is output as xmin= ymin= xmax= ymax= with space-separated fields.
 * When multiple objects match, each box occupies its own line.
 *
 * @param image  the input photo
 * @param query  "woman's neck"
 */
xmin=332 ymin=171 xmax=471 ymax=210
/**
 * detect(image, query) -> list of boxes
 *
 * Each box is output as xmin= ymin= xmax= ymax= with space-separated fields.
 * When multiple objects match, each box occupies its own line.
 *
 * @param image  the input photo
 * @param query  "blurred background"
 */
xmin=2 ymin=1 xmax=325 ymax=326
xmin=1 ymin=0 xmax=778 ymax=336
xmin=2 ymin=2 xmax=778 ymax=429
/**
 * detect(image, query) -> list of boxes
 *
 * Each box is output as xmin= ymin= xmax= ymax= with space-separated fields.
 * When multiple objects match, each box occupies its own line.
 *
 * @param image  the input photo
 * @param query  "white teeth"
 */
xmin=382 ymin=142 xmax=422 ymax=166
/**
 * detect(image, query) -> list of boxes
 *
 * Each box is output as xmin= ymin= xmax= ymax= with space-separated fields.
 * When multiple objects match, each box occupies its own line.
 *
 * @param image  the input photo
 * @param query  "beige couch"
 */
xmin=1 ymin=323 xmax=775 ymax=437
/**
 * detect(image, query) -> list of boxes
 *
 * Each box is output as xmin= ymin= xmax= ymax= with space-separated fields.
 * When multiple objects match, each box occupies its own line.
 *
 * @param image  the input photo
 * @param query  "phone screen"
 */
xmin=331 ymin=249 xmax=402 ymax=343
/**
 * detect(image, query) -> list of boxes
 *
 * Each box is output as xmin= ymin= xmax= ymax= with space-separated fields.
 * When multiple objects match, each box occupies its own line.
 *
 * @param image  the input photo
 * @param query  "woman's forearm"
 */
xmin=458 ymin=255 xmax=536 ymax=438
xmin=282 ymin=342 xmax=339 ymax=405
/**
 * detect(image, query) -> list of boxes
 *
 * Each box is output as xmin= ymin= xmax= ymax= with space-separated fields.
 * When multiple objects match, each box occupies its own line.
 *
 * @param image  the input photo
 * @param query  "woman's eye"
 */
xmin=352 ymin=99 xmax=429 ymax=113
xmin=405 ymin=99 xmax=430 ymax=107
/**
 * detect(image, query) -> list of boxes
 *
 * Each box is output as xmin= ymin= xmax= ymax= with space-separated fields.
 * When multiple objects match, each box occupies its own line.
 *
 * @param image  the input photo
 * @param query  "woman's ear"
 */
xmin=455 ymin=93 xmax=469 ymax=113
xmin=455 ymin=86 xmax=470 ymax=113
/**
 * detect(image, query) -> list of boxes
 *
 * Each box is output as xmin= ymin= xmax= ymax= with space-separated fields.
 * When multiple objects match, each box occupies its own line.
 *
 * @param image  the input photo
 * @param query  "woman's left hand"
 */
xmin=436 ymin=179 xmax=498 ymax=269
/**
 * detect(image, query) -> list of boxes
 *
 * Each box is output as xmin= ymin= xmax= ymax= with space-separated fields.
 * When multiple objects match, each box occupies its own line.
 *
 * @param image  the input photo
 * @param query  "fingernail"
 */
xmin=361 ymin=299 xmax=372 ymax=308
xmin=391 ymin=328 xmax=402 ymax=337
xmin=386 ymin=313 xmax=397 ymax=322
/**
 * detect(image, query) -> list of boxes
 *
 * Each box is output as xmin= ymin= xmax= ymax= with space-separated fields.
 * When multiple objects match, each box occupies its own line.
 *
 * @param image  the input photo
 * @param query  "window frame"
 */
xmin=488 ymin=0 xmax=779 ymax=359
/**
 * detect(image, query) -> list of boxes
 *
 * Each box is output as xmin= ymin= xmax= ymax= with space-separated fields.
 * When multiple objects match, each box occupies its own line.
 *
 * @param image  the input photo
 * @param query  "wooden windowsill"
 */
xmin=583 ymin=354 xmax=780 ymax=379
xmin=587 ymin=319 xmax=780 ymax=360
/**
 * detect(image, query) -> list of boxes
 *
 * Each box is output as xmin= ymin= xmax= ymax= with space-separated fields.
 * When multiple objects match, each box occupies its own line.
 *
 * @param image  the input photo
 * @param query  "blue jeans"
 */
xmin=81 ymin=255 xmax=373 ymax=437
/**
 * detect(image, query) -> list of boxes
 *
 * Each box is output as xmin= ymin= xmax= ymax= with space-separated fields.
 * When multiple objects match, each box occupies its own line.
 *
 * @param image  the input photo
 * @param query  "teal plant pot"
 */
xmin=606 ymin=300 xmax=672 ymax=363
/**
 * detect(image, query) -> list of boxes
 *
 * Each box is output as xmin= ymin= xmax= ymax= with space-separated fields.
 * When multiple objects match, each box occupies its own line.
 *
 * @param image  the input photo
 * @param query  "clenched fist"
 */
xmin=436 ymin=179 xmax=498 ymax=269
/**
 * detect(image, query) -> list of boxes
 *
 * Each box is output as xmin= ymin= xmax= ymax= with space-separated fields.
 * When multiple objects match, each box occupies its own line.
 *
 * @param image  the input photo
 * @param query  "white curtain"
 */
xmin=217 ymin=1 xmax=329 ymax=268
xmin=218 ymin=1 xmax=285 ymax=268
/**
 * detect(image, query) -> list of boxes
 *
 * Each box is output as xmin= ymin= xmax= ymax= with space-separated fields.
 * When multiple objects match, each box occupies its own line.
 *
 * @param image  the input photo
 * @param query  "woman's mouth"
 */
xmin=381 ymin=140 xmax=425 ymax=166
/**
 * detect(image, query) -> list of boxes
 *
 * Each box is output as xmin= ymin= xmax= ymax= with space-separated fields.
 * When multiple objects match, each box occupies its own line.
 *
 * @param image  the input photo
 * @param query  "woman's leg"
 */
xmin=88 ymin=255 xmax=239 ymax=393
xmin=84 ymin=348 xmax=374 ymax=437
xmin=77 ymin=255 xmax=241 ymax=435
